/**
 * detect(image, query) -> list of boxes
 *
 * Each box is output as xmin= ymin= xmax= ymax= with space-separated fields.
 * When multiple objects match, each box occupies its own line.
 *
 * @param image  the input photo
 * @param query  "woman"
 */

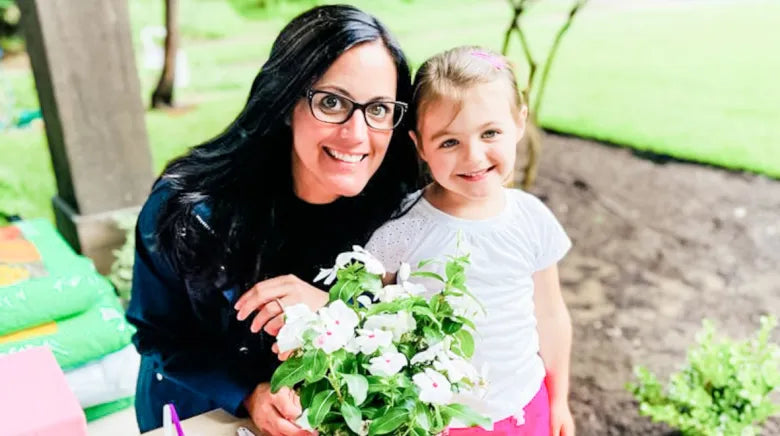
xmin=126 ymin=5 xmax=421 ymax=434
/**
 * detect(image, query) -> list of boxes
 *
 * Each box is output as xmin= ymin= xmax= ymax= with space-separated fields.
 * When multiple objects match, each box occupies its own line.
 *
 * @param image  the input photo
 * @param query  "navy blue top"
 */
xmin=126 ymin=181 xmax=369 ymax=431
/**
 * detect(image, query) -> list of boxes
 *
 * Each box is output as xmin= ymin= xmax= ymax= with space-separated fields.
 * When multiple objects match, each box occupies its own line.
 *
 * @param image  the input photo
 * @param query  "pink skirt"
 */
xmin=445 ymin=379 xmax=550 ymax=436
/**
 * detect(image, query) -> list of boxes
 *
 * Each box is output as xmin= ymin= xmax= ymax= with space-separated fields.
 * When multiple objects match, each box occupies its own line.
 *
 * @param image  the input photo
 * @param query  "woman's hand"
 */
xmin=235 ymin=274 xmax=328 ymax=336
xmin=244 ymin=382 xmax=314 ymax=436
xmin=550 ymin=399 xmax=575 ymax=436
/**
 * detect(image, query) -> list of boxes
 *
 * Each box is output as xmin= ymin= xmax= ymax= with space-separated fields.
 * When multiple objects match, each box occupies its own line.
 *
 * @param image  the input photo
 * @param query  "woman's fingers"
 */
xmin=250 ymin=301 xmax=284 ymax=333
xmin=264 ymin=314 xmax=285 ymax=336
xmin=278 ymin=350 xmax=293 ymax=361
xmin=236 ymin=284 xmax=287 ymax=321
xmin=234 ymin=275 xmax=292 ymax=315
xmin=271 ymin=343 xmax=294 ymax=361
xmin=273 ymin=387 xmax=303 ymax=421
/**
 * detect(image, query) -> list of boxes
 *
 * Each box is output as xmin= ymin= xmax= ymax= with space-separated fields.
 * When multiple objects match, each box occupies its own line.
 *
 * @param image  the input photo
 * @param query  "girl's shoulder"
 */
xmin=504 ymin=188 xmax=558 ymax=222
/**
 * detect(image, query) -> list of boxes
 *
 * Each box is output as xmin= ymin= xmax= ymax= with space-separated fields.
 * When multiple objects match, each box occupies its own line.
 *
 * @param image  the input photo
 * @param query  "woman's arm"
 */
xmin=125 ymin=187 xmax=257 ymax=427
xmin=533 ymin=264 xmax=575 ymax=436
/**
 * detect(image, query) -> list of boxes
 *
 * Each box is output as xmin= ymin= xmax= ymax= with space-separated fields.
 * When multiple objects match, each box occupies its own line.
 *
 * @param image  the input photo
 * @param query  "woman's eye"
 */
xmin=482 ymin=129 xmax=500 ymax=139
xmin=440 ymin=139 xmax=459 ymax=149
xmin=368 ymin=104 xmax=388 ymax=118
xmin=319 ymin=95 xmax=344 ymax=111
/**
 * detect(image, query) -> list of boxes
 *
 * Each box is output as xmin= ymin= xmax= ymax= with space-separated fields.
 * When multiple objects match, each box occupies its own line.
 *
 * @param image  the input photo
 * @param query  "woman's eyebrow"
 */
xmin=317 ymin=84 xmax=394 ymax=102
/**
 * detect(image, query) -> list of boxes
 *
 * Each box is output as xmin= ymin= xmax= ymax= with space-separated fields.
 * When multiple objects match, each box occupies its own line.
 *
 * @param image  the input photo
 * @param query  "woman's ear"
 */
xmin=409 ymin=130 xmax=426 ymax=162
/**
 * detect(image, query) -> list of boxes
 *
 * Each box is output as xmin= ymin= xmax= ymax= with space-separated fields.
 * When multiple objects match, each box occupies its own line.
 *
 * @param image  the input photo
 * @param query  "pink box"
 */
xmin=0 ymin=347 xmax=87 ymax=436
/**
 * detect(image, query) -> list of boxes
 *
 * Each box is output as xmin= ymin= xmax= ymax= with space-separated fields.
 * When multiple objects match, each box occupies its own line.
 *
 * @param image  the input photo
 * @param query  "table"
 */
xmin=87 ymin=407 xmax=261 ymax=436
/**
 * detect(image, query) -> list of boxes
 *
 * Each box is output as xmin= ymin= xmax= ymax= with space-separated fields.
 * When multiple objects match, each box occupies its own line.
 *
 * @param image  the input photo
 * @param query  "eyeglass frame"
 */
xmin=304 ymin=88 xmax=408 ymax=131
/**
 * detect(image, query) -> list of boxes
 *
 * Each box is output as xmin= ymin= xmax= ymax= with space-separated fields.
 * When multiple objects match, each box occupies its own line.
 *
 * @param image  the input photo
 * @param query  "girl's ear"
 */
xmin=409 ymin=130 xmax=427 ymax=162
xmin=515 ymin=104 xmax=529 ymax=141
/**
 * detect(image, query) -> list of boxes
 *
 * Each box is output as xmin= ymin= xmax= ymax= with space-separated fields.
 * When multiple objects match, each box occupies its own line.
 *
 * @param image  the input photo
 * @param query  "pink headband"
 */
xmin=470 ymin=50 xmax=507 ymax=70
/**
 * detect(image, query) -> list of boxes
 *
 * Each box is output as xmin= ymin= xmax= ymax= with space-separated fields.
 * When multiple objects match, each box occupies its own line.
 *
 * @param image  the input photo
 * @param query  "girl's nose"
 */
xmin=464 ymin=140 xmax=487 ymax=163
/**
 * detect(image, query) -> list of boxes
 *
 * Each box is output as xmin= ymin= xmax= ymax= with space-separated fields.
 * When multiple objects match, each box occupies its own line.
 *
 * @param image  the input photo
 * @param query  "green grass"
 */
xmin=1 ymin=0 xmax=778 ymax=222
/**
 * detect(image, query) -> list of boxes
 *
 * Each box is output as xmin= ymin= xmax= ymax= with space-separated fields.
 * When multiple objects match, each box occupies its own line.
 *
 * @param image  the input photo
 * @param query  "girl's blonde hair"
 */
xmin=410 ymin=46 xmax=524 ymax=132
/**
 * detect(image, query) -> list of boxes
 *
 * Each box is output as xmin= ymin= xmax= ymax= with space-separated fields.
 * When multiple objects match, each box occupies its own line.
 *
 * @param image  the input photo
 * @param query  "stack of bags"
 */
xmin=0 ymin=219 xmax=138 ymax=421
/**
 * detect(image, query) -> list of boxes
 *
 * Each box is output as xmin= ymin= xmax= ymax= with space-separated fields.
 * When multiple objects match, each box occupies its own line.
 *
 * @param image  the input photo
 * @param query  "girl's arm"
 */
xmin=533 ymin=264 xmax=573 ymax=408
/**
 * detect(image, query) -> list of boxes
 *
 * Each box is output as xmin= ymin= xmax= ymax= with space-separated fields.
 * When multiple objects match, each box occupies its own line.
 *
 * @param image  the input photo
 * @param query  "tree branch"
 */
xmin=533 ymin=0 xmax=588 ymax=118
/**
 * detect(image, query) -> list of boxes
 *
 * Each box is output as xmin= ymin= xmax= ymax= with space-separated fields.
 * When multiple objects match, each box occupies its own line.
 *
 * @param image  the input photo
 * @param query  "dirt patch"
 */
xmin=520 ymin=133 xmax=780 ymax=435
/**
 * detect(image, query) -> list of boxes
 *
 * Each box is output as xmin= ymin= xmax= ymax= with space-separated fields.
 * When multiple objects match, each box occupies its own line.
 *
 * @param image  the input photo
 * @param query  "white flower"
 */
xmin=311 ymin=300 xmax=359 ymax=354
xmin=276 ymin=304 xmax=318 ymax=353
xmin=312 ymin=326 xmax=353 ymax=354
xmin=319 ymin=299 xmax=359 ymax=336
xmin=314 ymin=246 xmax=386 ymax=285
xmin=368 ymin=351 xmax=408 ymax=376
xmin=351 ymin=246 xmax=386 ymax=276
xmin=401 ymin=280 xmax=427 ymax=297
xmin=413 ymin=369 xmax=453 ymax=405
xmin=363 ymin=311 xmax=417 ymax=341
xmin=295 ymin=410 xmax=313 ymax=431
xmin=344 ymin=336 xmax=360 ymax=354
xmin=356 ymin=295 xmax=374 ymax=309
xmin=446 ymin=294 xmax=484 ymax=320
xmin=398 ymin=262 xmax=411 ymax=282
xmin=433 ymin=354 xmax=479 ymax=384
xmin=410 ymin=341 xmax=447 ymax=365
xmin=354 ymin=328 xmax=394 ymax=355
xmin=374 ymin=284 xmax=407 ymax=303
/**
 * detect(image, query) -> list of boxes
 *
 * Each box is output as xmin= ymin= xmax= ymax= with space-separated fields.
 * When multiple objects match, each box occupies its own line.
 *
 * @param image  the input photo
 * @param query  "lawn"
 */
xmin=1 ymin=0 xmax=777 ymax=222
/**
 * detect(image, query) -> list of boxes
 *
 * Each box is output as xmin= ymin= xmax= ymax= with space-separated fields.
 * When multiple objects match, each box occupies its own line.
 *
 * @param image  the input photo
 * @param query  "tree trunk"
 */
xmin=521 ymin=119 xmax=542 ymax=189
xmin=151 ymin=0 xmax=178 ymax=109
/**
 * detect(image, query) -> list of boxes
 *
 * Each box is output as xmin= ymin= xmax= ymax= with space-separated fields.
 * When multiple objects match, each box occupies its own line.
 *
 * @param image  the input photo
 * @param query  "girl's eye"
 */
xmin=440 ymin=139 xmax=459 ymax=149
xmin=482 ymin=129 xmax=500 ymax=139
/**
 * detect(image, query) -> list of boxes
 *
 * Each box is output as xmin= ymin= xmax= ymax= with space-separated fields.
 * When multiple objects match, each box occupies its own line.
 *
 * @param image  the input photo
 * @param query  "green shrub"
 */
xmin=108 ymin=213 xmax=137 ymax=302
xmin=628 ymin=316 xmax=780 ymax=435
xmin=0 ymin=1 xmax=24 ymax=54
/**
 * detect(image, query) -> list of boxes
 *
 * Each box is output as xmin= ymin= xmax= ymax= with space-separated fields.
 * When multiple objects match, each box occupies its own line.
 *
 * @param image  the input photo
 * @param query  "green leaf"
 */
xmin=368 ymin=406 xmax=408 ymax=435
xmin=329 ymin=280 xmax=346 ymax=303
xmin=366 ymin=300 xmax=404 ymax=316
xmin=304 ymin=349 xmax=328 ymax=383
xmin=440 ymin=404 xmax=491 ymax=428
xmin=415 ymin=402 xmax=431 ymax=431
xmin=423 ymin=325 xmax=444 ymax=344
xmin=411 ymin=426 xmax=428 ymax=436
xmin=336 ymin=280 xmax=361 ymax=303
xmin=342 ymin=373 xmax=369 ymax=405
xmin=416 ymin=259 xmax=435 ymax=269
xmin=453 ymin=329 xmax=475 ymax=358
xmin=454 ymin=315 xmax=476 ymax=331
xmin=410 ymin=305 xmax=440 ymax=326
xmin=299 ymin=380 xmax=327 ymax=409
xmin=358 ymin=270 xmax=383 ymax=292
xmin=367 ymin=375 xmax=389 ymax=394
xmin=450 ymin=272 xmax=466 ymax=291
xmin=411 ymin=271 xmax=446 ymax=282
xmin=270 ymin=356 xmax=306 ymax=392
xmin=442 ymin=317 xmax=463 ymax=334
xmin=341 ymin=401 xmax=364 ymax=434
xmin=307 ymin=390 xmax=338 ymax=427
xmin=362 ymin=406 xmax=381 ymax=419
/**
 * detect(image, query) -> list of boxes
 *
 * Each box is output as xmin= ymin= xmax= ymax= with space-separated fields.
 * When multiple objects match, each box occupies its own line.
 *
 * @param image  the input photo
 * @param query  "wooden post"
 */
xmin=19 ymin=0 xmax=154 ymax=273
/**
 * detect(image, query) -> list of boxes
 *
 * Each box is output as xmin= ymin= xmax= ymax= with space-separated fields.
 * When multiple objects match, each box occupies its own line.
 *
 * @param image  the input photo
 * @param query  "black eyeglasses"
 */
xmin=305 ymin=89 xmax=407 ymax=131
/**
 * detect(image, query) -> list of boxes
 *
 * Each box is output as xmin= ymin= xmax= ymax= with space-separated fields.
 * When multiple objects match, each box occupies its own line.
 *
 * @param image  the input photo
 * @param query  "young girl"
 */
xmin=365 ymin=46 xmax=575 ymax=436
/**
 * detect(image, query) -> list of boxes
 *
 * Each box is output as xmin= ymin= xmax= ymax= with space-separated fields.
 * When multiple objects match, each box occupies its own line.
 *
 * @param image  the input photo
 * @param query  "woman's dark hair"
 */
xmin=155 ymin=5 xmax=420 ymax=295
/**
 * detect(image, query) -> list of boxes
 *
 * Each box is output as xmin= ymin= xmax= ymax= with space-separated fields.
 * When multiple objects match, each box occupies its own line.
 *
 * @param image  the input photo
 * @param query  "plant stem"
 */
xmin=327 ymin=357 xmax=345 ymax=404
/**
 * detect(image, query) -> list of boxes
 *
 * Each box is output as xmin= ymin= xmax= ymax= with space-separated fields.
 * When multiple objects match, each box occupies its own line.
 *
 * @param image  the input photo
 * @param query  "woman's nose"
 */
xmin=339 ymin=110 xmax=369 ymax=143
